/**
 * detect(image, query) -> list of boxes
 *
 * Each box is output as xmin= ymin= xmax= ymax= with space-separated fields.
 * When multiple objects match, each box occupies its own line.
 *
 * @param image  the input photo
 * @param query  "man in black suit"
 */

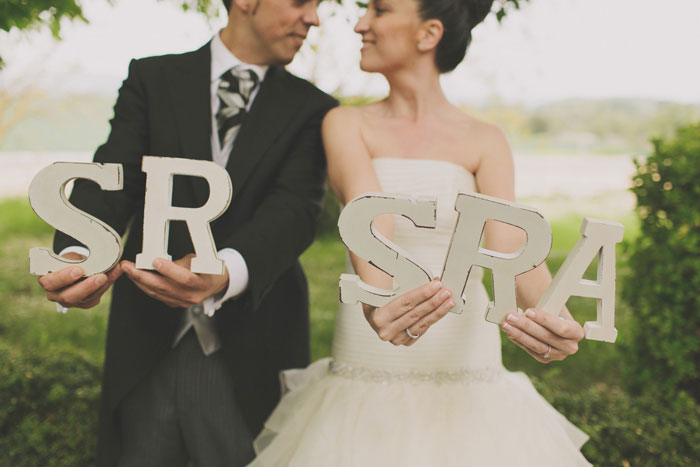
xmin=38 ymin=0 xmax=336 ymax=465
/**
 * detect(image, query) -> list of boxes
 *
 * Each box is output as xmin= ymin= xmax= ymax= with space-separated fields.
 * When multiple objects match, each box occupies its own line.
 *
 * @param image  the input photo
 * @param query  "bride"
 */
xmin=250 ymin=0 xmax=591 ymax=465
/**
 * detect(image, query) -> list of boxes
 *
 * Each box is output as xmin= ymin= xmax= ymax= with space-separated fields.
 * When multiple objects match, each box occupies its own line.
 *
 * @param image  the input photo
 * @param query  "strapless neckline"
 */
xmin=371 ymin=157 xmax=473 ymax=177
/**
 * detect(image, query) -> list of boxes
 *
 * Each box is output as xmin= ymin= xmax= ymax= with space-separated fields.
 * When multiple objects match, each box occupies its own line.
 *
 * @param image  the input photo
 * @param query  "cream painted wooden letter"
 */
xmin=441 ymin=193 xmax=552 ymax=323
xmin=338 ymin=192 xmax=436 ymax=307
xmin=536 ymin=218 xmax=624 ymax=342
xmin=28 ymin=162 xmax=123 ymax=276
xmin=135 ymin=156 xmax=232 ymax=275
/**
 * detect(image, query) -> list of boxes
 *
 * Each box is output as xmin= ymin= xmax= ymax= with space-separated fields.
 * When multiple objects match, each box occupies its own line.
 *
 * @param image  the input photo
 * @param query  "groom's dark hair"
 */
xmin=418 ymin=0 xmax=494 ymax=73
xmin=223 ymin=0 xmax=231 ymax=11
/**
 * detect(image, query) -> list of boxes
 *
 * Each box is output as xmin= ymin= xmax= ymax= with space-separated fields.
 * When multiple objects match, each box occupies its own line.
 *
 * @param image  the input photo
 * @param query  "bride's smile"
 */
xmin=354 ymin=0 xmax=427 ymax=73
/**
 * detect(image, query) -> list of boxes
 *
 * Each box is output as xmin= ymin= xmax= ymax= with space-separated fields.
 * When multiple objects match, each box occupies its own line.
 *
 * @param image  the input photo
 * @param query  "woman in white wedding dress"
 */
xmin=250 ymin=0 xmax=591 ymax=465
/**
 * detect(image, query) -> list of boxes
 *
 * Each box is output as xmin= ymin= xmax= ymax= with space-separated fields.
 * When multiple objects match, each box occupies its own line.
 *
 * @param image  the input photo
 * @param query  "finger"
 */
xmin=79 ymin=268 xmax=121 ymax=305
xmin=390 ymin=330 xmax=411 ymax=346
xmin=384 ymin=280 xmax=444 ymax=321
xmin=153 ymin=258 xmax=200 ymax=287
xmin=172 ymin=253 xmax=195 ymax=269
xmin=380 ymin=287 xmax=452 ymax=342
xmin=509 ymin=336 xmax=562 ymax=363
xmin=525 ymin=308 xmax=585 ymax=341
xmin=501 ymin=320 xmax=551 ymax=356
xmin=38 ymin=266 xmax=84 ymax=293
xmin=106 ymin=263 xmax=124 ymax=282
xmin=128 ymin=276 xmax=187 ymax=308
xmin=123 ymin=262 xmax=202 ymax=306
xmin=404 ymin=296 xmax=455 ymax=346
xmin=503 ymin=312 xmax=572 ymax=352
xmin=121 ymin=261 xmax=174 ymax=294
xmin=49 ymin=274 xmax=108 ymax=308
xmin=506 ymin=310 xmax=578 ymax=354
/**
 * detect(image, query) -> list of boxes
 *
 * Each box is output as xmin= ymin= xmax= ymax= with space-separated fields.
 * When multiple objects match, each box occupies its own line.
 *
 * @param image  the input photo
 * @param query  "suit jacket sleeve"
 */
xmin=220 ymin=102 xmax=335 ymax=312
xmin=54 ymin=59 xmax=148 ymax=253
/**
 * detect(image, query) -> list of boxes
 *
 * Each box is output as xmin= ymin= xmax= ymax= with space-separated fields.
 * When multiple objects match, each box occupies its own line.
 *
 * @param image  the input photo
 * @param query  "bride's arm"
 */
xmin=322 ymin=107 xmax=454 ymax=346
xmin=322 ymin=107 xmax=393 ymax=292
xmin=473 ymin=124 xmax=584 ymax=363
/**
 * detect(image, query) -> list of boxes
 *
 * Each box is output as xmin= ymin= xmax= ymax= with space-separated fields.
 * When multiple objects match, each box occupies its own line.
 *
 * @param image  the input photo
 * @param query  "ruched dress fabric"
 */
xmin=249 ymin=158 xmax=591 ymax=467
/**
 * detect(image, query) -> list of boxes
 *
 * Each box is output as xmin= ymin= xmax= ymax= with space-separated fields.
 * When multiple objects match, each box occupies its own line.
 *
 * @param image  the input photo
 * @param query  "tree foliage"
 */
xmin=623 ymin=122 xmax=700 ymax=400
xmin=0 ymin=0 xmax=528 ymax=69
xmin=0 ymin=0 xmax=218 ymax=69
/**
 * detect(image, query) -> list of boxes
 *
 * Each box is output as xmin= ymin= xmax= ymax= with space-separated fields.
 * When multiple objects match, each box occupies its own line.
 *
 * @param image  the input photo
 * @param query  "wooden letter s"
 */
xmin=28 ymin=162 xmax=123 ymax=276
xmin=338 ymin=192 xmax=436 ymax=308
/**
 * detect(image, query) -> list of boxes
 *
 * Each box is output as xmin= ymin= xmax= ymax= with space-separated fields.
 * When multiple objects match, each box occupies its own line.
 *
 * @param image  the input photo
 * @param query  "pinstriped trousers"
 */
xmin=117 ymin=331 xmax=255 ymax=467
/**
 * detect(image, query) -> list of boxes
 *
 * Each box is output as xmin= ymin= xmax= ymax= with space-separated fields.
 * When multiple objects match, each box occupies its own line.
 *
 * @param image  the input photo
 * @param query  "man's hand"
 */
xmin=38 ymin=252 xmax=123 ymax=309
xmin=501 ymin=308 xmax=585 ymax=363
xmin=120 ymin=253 xmax=229 ymax=308
xmin=362 ymin=279 xmax=454 ymax=346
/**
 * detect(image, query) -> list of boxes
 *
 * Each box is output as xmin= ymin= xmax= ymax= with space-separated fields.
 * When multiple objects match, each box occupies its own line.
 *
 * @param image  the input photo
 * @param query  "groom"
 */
xmin=38 ymin=0 xmax=337 ymax=465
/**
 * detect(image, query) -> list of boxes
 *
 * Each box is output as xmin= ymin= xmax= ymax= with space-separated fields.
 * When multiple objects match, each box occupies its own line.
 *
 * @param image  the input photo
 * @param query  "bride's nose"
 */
xmin=354 ymin=13 xmax=369 ymax=34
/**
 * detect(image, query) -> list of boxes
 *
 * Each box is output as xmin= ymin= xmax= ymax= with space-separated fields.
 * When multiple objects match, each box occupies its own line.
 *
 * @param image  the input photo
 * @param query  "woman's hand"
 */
xmin=363 ymin=279 xmax=454 ymax=347
xmin=501 ymin=308 xmax=584 ymax=363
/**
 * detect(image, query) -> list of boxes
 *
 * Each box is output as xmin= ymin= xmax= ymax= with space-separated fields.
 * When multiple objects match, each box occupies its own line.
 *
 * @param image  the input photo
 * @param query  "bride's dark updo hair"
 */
xmin=418 ymin=0 xmax=494 ymax=73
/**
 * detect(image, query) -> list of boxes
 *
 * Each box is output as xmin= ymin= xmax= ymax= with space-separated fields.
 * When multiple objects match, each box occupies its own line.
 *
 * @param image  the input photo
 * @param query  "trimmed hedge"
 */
xmin=623 ymin=122 xmax=700 ymax=399
xmin=537 ymin=382 xmax=700 ymax=466
xmin=4 ymin=339 xmax=700 ymax=466
xmin=0 ymin=343 xmax=100 ymax=467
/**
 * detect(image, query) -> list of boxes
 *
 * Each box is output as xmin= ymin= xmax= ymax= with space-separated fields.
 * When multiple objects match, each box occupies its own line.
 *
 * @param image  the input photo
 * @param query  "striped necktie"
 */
xmin=216 ymin=66 xmax=260 ymax=150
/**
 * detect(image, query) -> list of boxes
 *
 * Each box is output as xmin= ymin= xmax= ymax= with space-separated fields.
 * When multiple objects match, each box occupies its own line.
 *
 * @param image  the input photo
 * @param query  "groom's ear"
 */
xmin=417 ymin=19 xmax=444 ymax=52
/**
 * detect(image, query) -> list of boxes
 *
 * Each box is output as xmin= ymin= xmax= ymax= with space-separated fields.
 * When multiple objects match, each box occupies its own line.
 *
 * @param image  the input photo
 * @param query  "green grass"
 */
xmin=0 ymin=198 xmax=55 ymax=238
xmin=0 ymin=230 xmax=109 ymax=366
xmin=300 ymin=235 xmax=346 ymax=361
xmin=1 ymin=197 xmax=638 ymax=392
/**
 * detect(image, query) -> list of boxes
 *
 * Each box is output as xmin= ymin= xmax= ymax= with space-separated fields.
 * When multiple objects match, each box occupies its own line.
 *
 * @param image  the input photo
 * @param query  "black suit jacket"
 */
xmin=54 ymin=43 xmax=337 ymax=466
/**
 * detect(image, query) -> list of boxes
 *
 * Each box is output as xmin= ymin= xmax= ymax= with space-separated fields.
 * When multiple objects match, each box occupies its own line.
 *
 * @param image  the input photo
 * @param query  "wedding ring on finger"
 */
xmin=542 ymin=344 xmax=552 ymax=359
xmin=405 ymin=328 xmax=420 ymax=339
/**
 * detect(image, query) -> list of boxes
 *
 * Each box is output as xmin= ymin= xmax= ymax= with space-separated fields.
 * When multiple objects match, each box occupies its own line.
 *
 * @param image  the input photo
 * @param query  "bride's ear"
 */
xmin=416 ymin=19 xmax=444 ymax=52
xmin=233 ymin=0 xmax=257 ymax=14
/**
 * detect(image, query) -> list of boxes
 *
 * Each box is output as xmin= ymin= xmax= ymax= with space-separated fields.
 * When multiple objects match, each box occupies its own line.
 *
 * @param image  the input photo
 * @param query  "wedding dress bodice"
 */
xmin=331 ymin=158 xmax=502 ymax=374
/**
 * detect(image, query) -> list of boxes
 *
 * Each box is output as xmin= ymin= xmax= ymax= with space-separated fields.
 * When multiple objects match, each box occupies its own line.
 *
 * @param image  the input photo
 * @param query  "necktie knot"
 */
xmin=219 ymin=66 xmax=259 ymax=104
xmin=216 ymin=66 xmax=260 ymax=151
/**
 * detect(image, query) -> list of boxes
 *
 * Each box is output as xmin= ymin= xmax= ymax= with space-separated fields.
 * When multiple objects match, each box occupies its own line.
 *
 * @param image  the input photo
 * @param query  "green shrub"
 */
xmin=537 ymin=382 xmax=700 ymax=466
xmin=0 ymin=343 xmax=101 ymax=467
xmin=622 ymin=122 xmax=700 ymax=399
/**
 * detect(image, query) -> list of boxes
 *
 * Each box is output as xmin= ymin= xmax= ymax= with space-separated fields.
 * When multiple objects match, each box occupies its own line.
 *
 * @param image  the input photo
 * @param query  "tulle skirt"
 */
xmin=249 ymin=358 xmax=591 ymax=467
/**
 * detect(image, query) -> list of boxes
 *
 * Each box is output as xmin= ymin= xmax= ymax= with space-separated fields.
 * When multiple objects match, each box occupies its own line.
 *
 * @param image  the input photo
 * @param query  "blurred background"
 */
xmin=1 ymin=0 xmax=699 ymax=465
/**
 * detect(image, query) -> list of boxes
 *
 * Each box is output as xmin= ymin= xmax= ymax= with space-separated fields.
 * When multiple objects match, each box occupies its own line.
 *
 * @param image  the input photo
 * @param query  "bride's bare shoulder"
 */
xmin=322 ymin=105 xmax=365 ymax=130
xmin=454 ymin=109 xmax=512 ymax=161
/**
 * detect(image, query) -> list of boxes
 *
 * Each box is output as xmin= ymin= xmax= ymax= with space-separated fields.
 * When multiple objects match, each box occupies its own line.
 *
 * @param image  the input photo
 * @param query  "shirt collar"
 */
xmin=210 ymin=31 xmax=269 ymax=83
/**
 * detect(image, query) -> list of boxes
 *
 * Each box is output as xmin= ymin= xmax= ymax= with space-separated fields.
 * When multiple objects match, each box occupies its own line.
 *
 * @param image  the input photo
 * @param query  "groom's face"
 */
xmin=247 ymin=0 xmax=320 ymax=65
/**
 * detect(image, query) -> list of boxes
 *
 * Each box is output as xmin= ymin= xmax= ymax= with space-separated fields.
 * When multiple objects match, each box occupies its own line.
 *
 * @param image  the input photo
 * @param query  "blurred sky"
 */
xmin=1 ymin=0 xmax=699 ymax=105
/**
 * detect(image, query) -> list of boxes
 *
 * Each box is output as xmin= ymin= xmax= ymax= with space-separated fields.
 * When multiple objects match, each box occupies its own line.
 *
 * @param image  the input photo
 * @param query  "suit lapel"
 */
xmin=226 ymin=66 xmax=297 ymax=195
xmin=167 ymin=43 xmax=213 ymax=207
